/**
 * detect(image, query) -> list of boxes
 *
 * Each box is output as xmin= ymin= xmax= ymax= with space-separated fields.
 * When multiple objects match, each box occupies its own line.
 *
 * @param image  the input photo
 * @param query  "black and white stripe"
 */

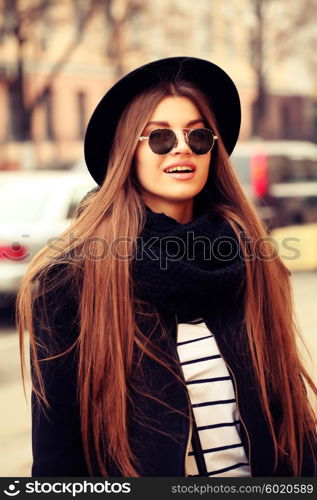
xmin=177 ymin=320 xmax=251 ymax=477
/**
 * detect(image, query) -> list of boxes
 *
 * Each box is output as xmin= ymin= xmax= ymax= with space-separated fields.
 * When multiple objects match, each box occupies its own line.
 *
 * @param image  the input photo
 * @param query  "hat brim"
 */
xmin=84 ymin=57 xmax=241 ymax=185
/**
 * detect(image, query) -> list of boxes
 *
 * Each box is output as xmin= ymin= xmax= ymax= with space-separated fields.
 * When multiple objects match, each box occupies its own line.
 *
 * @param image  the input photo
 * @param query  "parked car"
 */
xmin=0 ymin=170 xmax=97 ymax=308
xmin=230 ymin=140 xmax=317 ymax=229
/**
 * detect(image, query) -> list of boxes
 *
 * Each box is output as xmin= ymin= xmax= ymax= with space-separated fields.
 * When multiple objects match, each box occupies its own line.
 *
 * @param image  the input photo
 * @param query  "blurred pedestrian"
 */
xmin=18 ymin=57 xmax=316 ymax=477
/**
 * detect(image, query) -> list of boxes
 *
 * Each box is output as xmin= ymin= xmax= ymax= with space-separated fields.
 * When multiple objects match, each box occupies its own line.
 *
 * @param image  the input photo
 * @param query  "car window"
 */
xmin=268 ymin=156 xmax=317 ymax=183
xmin=0 ymin=180 xmax=50 ymax=222
xmin=231 ymin=153 xmax=317 ymax=185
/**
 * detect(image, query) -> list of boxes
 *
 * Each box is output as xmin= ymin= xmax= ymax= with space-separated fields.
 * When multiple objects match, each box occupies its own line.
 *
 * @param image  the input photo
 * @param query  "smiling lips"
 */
xmin=163 ymin=161 xmax=196 ymax=174
xmin=163 ymin=162 xmax=196 ymax=181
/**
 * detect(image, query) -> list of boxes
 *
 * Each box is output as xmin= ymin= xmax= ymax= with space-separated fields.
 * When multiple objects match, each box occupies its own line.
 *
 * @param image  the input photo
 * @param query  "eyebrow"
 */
xmin=145 ymin=118 xmax=205 ymax=128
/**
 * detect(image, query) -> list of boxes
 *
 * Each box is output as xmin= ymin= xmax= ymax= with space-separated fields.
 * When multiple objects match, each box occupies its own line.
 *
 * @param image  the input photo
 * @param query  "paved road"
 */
xmin=0 ymin=271 xmax=316 ymax=477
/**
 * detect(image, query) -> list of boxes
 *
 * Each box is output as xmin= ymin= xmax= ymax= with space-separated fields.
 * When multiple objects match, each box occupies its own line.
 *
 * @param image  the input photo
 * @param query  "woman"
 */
xmin=17 ymin=57 xmax=316 ymax=477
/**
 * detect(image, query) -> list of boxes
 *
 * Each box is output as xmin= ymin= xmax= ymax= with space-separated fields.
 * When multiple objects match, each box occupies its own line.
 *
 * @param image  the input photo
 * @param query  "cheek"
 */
xmin=201 ymin=155 xmax=211 ymax=178
xmin=134 ymin=147 xmax=161 ymax=186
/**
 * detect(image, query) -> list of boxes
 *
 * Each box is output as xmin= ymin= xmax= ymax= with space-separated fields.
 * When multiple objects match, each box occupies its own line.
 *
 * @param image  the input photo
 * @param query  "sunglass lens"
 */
xmin=149 ymin=129 xmax=176 ymax=155
xmin=189 ymin=129 xmax=214 ymax=155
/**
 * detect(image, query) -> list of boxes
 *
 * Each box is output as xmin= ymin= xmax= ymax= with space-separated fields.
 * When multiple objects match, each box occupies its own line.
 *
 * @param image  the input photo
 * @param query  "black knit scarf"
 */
xmin=132 ymin=204 xmax=246 ymax=323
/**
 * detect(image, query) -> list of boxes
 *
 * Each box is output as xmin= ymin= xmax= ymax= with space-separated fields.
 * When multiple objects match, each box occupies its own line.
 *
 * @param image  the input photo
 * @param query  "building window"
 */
xmin=281 ymin=103 xmax=290 ymax=139
xmin=77 ymin=91 xmax=86 ymax=139
xmin=312 ymin=101 xmax=317 ymax=142
xmin=7 ymin=84 xmax=20 ymax=141
xmin=2 ymin=0 xmax=15 ymax=40
xmin=42 ymin=87 xmax=54 ymax=140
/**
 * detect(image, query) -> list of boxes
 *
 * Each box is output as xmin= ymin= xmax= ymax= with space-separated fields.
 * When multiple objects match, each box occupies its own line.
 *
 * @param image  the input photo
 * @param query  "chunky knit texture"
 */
xmin=132 ymin=205 xmax=245 ymax=323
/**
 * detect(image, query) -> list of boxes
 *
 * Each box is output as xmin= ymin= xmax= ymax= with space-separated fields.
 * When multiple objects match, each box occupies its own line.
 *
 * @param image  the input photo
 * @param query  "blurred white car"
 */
xmin=0 ymin=170 xmax=97 ymax=307
xmin=231 ymin=140 xmax=317 ymax=229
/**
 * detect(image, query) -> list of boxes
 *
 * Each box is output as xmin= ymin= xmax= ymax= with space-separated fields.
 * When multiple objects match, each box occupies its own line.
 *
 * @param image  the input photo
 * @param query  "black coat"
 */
xmin=31 ymin=266 xmax=316 ymax=477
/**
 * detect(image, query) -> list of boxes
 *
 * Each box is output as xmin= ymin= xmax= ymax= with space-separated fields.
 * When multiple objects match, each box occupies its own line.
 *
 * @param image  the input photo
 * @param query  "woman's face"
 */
xmin=134 ymin=96 xmax=211 ymax=212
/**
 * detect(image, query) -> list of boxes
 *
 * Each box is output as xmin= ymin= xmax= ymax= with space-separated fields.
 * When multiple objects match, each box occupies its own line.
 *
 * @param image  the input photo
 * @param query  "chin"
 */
xmin=168 ymin=188 xmax=202 ymax=199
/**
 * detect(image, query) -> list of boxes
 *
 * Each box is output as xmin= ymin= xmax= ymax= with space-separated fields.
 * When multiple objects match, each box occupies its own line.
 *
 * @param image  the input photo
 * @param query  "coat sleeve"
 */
xmin=31 ymin=266 xmax=89 ymax=477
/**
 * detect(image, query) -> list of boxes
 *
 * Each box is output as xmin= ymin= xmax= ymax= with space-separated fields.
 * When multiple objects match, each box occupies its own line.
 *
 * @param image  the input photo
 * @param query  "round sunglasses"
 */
xmin=139 ymin=128 xmax=218 ymax=155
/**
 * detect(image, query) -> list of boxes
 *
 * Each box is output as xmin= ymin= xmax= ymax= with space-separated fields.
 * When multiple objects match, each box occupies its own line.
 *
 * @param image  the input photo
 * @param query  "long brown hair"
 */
xmin=17 ymin=81 xmax=317 ymax=476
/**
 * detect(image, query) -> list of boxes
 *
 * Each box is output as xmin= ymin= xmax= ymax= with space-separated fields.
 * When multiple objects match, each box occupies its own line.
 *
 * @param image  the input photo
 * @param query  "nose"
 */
xmin=172 ymin=130 xmax=191 ymax=154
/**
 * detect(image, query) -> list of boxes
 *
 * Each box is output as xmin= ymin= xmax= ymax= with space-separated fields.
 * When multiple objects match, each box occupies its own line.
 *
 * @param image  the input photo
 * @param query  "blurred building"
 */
xmin=0 ymin=0 xmax=315 ymax=170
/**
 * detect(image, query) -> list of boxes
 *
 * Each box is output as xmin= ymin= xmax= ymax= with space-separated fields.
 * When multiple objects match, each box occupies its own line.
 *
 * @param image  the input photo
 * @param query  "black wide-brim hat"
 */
xmin=84 ymin=56 xmax=241 ymax=185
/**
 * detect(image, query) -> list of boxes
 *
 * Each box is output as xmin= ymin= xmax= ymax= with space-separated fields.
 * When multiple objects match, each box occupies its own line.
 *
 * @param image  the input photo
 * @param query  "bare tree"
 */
xmin=104 ymin=0 xmax=144 ymax=78
xmin=247 ymin=0 xmax=317 ymax=137
xmin=0 ymin=0 xmax=145 ymax=143
xmin=0 ymin=0 xmax=101 ymax=141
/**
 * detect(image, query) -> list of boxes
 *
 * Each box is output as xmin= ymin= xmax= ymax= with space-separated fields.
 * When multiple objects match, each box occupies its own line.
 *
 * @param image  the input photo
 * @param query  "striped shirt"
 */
xmin=177 ymin=318 xmax=251 ymax=477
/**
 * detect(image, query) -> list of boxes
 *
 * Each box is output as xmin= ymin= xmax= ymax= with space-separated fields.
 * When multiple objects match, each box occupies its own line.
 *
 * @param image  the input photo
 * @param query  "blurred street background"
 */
xmin=0 ymin=0 xmax=317 ymax=477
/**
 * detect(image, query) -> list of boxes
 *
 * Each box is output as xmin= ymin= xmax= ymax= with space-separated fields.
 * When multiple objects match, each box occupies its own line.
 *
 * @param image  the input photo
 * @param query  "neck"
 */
xmin=143 ymin=198 xmax=194 ymax=224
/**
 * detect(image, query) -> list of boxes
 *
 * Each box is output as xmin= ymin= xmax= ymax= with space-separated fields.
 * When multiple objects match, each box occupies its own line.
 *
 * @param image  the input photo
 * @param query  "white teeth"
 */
xmin=165 ymin=166 xmax=193 ymax=173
